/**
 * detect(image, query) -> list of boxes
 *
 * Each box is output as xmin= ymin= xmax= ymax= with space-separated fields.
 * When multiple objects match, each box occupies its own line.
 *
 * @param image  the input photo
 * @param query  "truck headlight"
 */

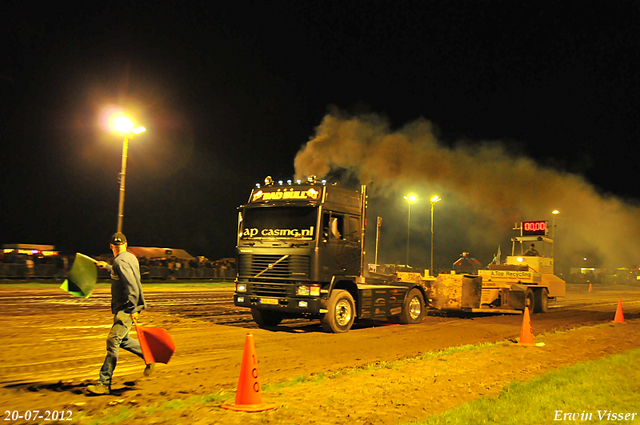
xmin=310 ymin=285 xmax=321 ymax=296
xmin=298 ymin=300 xmax=308 ymax=308
xmin=297 ymin=285 xmax=310 ymax=296
xmin=237 ymin=296 xmax=245 ymax=303
xmin=236 ymin=283 xmax=247 ymax=292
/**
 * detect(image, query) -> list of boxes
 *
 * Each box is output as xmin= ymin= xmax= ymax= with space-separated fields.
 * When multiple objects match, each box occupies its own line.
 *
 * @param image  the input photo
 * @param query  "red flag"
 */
xmin=135 ymin=323 xmax=176 ymax=364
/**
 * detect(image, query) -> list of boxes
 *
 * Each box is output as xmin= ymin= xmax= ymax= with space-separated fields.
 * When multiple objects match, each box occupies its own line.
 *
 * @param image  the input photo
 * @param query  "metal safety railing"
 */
xmin=0 ymin=263 xmax=236 ymax=281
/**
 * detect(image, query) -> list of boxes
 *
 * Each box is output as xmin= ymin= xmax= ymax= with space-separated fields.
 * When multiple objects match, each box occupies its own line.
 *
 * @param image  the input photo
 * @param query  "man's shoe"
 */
xmin=144 ymin=363 xmax=155 ymax=376
xmin=87 ymin=383 xmax=111 ymax=395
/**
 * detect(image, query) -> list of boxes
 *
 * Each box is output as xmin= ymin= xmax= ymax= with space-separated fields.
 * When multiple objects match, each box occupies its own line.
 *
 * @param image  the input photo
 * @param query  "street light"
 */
xmin=404 ymin=194 xmax=417 ymax=266
xmin=551 ymin=209 xmax=561 ymax=271
xmin=552 ymin=210 xmax=560 ymax=239
xmin=430 ymin=195 xmax=441 ymax=273
xmin=110 ymin=114 xmax=146 ymax=233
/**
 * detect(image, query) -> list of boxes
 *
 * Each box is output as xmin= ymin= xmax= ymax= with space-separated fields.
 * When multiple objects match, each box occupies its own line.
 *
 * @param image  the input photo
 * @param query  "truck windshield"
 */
xmin=240 ymin=207 xmax=317 ymax=240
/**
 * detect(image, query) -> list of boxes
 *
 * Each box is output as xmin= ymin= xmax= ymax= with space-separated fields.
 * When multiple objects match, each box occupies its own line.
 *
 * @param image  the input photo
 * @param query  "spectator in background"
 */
xmin=168 ymin=257 xmax=176 ymax=279
xmin=25 ymin=256 xmax=34 ymax=278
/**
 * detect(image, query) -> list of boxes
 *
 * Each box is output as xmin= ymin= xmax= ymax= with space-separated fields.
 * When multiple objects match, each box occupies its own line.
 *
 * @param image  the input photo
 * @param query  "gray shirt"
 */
xmin=106 ymin=251 xmax=146 ymax=314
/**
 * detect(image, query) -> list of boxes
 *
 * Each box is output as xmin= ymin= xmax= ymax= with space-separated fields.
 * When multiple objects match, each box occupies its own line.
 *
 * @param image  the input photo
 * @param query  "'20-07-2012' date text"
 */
xmin=4 ymin=410 xmax=72 ymax=421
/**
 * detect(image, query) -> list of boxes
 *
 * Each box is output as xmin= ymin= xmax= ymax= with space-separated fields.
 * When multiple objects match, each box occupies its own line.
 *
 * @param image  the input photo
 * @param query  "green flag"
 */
xmin=60 ymin=253 xmax=98 ymax=298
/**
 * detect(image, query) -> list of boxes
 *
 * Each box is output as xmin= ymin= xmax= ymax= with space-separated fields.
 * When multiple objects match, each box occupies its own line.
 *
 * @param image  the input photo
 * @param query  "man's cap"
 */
xmin=111 ymin=232 xmax=127 ymax=245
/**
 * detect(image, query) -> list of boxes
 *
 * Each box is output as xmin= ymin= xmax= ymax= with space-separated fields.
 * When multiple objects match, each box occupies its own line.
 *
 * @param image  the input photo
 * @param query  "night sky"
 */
xmin=2 ymin=1 xmax=638 ymax=267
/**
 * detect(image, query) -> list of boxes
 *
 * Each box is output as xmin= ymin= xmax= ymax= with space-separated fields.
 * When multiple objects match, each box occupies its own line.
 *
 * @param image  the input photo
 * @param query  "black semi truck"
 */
xmin=233 ymin=176 xmax=427 ymax=333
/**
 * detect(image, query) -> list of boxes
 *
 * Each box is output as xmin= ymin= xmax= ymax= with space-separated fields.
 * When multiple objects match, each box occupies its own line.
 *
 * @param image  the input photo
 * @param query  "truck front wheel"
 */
xmin=251 ymin=308 xmax=283 ymax=328
xmin=399 ymin=288 xmax=425 ymax=324
xmin=534 ymin=288 xmax=549 ymax=313
xmin=321 ymin=290 xmax=355 ymax=333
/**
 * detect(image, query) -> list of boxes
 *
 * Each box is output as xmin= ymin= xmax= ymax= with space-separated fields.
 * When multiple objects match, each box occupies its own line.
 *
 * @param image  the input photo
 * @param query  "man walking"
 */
xmin=87 ymin=232 xmax=153 ymax=395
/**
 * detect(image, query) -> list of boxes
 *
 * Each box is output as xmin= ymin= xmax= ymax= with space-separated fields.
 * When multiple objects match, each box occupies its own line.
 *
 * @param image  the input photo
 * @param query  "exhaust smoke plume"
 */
xmin=294 ymin=111 xmax=640 ymax=271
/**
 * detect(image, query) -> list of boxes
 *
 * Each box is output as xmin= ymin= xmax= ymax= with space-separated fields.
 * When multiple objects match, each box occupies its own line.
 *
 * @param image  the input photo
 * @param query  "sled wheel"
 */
xmin=534 ymin=288 xmax=549 ymax=313
xmin=524 ymin=288 xmax=535 ymax=313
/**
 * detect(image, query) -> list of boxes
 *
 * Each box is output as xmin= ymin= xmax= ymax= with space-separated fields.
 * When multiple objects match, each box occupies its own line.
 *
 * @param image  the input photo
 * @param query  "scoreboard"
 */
xmin=521 ymin=221 xmax=547 ymax=237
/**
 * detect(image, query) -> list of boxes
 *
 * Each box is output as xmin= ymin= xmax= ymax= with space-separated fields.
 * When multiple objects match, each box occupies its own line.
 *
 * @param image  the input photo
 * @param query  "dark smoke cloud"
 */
xmin=294 ymin=111 xmax=640 ymax=271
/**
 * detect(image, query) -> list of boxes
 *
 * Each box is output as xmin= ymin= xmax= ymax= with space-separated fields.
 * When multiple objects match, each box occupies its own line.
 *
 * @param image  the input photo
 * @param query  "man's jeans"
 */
xmin=99 ymin=310 xmax=144 ymax=386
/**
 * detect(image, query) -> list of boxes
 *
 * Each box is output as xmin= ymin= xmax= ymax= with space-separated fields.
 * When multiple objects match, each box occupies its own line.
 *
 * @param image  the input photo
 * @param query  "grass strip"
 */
xmin=76 ymin=392 xmax=230 ymax=425
xmin=409 ymin=348 xmax=640 ymax=425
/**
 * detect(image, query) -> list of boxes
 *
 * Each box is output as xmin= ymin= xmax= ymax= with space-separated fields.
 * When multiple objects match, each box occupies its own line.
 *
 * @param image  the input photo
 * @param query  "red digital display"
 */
xmin=522 ymin=221 xmax=547 ymax=236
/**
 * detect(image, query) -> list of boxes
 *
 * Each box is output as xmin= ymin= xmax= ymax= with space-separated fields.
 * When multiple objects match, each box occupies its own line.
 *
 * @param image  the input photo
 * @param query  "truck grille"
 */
xmin=238 ymin=254 xmax=310 ymax=281
xmin=251 ymin=282 xmax=289 ymax=297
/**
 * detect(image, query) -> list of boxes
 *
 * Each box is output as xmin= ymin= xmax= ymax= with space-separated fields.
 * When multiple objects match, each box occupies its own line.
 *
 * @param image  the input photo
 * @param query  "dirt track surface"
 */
xmin=1 ymin=282 xmax=639 ymax=424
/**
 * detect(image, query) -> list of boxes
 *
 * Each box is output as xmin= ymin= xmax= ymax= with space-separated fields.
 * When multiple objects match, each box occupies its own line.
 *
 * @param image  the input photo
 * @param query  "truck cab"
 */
xmin=233 ymin=177 xmax=426 ymax=332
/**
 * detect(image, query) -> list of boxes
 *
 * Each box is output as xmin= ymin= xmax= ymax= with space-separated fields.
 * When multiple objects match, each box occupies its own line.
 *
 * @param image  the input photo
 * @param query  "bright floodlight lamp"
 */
xmin=132 ymin=126 xmax=146 ymax=134
xmin=113 ymin=116 xmax=134 ymax=134
xmin=430 ymin=195 xmax=441 ymax=273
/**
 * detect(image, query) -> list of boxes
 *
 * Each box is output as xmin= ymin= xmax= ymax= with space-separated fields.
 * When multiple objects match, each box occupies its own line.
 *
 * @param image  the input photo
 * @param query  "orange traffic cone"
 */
xmin=222 ymin=333 xmax=276 ymax=412
xmin=612 ymin=299 xmax=625 ymax=324
xmin=518 ymin=307 xmax=536 ymax=347
xmin=588 ymin=283 xmax=592 ymax=292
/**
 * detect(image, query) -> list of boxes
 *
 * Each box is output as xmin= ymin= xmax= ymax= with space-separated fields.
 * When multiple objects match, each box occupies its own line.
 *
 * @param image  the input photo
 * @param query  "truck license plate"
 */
xmin=260 ymin=297 xmax=279 ymax=305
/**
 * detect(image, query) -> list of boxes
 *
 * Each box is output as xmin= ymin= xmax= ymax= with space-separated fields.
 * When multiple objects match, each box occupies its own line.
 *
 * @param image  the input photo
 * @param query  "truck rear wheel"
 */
xmin=321 ymin=290 xmax=355 ymax=333
xmin=534 ymin=288 xmax=549 ymax=313
xmin=399 ymin=288 xmax=425 ymax=324
xmin=524 ymin=288 xmax=535 ymax=313
xmin=251 ymin=308 xmax=283 ymax=328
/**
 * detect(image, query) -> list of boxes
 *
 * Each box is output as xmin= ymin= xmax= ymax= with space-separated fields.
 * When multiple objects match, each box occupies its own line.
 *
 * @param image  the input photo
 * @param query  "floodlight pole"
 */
xmin=117 ymin=136 xmax=129 ymax=233
xmin=430 ymin=196 xmax=441 ymax=273
xmin=404 ymin=195 xmax=416 ymax=266
xmin=406 ymin=202 xmax=411 ymax=266
xmin=430 ymin=201 xmax=435 ymax=273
